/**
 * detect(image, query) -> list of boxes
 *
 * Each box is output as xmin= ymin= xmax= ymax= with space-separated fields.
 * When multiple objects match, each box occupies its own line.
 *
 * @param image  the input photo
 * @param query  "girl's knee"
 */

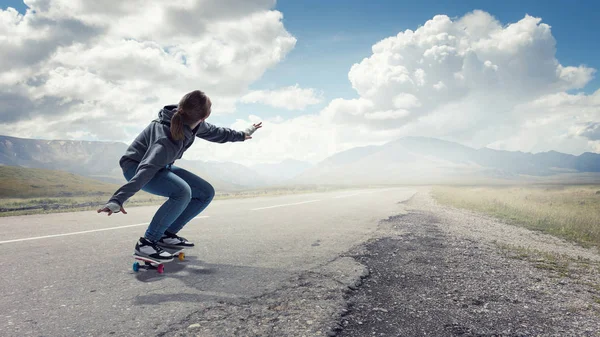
xmin=196 ymin=182 xmax=215 ymax=203
xmin=173 ymin=184 xmax=192 ymax=202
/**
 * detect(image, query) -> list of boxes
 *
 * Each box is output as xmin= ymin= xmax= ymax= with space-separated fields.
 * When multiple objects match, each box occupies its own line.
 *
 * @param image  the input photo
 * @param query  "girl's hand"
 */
xmin=244 ymin=122 xmax=263 ymax=140
xmin=97 ymin=202 xmax=127 ymax=216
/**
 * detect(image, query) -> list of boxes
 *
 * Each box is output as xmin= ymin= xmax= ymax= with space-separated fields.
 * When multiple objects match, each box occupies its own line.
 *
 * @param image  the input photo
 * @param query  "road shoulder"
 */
xmin=161 ymin=188 xmax=600 ymax=336
xmin=337 ymin=190 xmax=600 ymax=336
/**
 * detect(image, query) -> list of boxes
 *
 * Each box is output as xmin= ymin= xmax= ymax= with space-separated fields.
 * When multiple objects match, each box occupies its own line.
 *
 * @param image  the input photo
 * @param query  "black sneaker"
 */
xmin=134 ymin=237 xmax=174 ymax=262
xmin=157 ymin=231 xmax=195 ymax=249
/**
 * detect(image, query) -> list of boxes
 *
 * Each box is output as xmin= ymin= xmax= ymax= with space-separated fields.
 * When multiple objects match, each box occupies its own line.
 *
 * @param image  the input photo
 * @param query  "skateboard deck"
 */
xmin=131 ymin=248 xmax=185 ymax=274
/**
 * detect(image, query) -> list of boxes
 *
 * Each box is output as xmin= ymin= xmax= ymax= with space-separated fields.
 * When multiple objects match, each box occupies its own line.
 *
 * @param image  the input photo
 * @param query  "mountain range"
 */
xmin=0 ymin=135 xmax=313 ymax=191
xmin=293 ymin=137 xmax=600 ymax=185
xmin=1 ymin=135 xmax=599 ymax=190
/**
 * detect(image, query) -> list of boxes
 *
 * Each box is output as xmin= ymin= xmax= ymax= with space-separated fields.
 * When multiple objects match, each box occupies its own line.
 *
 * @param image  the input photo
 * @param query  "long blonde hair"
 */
xmin=171 ymin=90 xmax=211 ymax=141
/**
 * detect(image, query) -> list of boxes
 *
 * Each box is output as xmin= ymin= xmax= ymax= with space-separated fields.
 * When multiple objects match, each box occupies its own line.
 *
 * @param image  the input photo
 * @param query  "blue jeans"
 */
xmin=123 ymin=164 xmax=215 ymax=242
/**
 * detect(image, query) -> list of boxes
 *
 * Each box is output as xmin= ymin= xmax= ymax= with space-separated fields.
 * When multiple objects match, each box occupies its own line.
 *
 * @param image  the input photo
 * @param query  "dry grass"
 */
xmin=0 ymin=165 xmax=122 ymax=198
xmin=0 ymin=165 xmax=162 ymax=216
xmin=432 ymin=185 xmax=600 ymax=249
xmin=0 ymin=184 xmax=354 ymax=217
xmin=1 ymin=164 xmax=363 ymax=217
xmin=0 ymin=194 xmax=166 ymax=217
xmin=0 ymin=164 xmax=354 ymax=216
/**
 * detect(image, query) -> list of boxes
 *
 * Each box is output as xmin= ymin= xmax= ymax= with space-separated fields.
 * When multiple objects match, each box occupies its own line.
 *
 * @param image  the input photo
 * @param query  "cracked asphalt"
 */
xmin=0 ymin=188 xmax=414 ymax=337
xmin=3 ymin=187 xmax=598 ymax=336
xmin=337 ymin=191 xmax=600 ymax=337
xmin=162 ymin=189 xmax=600 ymax=337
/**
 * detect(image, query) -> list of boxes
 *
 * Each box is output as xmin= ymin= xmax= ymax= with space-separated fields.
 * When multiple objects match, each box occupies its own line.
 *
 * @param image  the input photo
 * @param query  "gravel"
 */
xmin=337 ymin=189 xmax=600 ymax=336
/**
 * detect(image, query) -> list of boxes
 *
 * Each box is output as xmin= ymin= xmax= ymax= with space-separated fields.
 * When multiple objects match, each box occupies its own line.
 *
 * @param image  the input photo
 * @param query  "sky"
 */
xmin=1 ymin=0 xmax=599 ymax=165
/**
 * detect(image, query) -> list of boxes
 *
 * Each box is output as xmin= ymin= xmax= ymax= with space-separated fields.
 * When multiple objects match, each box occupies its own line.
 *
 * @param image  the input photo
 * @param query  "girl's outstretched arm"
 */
xmin=196 ymin=122 xmax=262 ymax=142
xmin=196 ymin=121 xmax=245 ymax=143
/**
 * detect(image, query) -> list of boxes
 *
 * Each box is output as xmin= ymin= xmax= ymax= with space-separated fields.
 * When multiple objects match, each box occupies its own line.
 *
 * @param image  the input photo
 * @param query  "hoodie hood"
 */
xmin=158 ymin=105 xmax=177 ymax=125
xmin=157 ymin=104 xmax=196 ymax=139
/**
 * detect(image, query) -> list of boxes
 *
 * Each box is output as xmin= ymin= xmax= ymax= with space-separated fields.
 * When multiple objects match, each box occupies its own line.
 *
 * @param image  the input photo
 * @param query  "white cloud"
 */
xmin=365 ymin=110 xmax=410 ymax=120
xmin=184 ymin=113 xmax=402 ymax=166
xmin=410 ymin=87 xmax=600 ymax=155
xmin=393 ymin=93 xmax=421 ymax=109
xmin=329 ymin=11 xmax=595 ymax=130
xmin=1 ymin=7 xmax=599 ymax=167
xmin=312 ymin=10 xmax=599 ymax=157
xmin=240 ymin=84 xmax=323 ymax=110
xmin=0 ymin=0 xmax=295 ymax=140
xmin=207 ymin=11 xmax=597 ymax=164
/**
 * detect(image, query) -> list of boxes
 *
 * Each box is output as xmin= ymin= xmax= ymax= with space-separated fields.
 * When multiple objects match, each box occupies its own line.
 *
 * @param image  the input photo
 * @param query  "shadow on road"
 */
xmin=131 ymin=254 xmax=289 ymax=305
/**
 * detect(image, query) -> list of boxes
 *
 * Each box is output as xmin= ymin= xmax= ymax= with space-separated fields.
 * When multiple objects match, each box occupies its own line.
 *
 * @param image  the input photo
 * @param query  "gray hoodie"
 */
xmin=107 ymin=105 xmax=249 ymax=207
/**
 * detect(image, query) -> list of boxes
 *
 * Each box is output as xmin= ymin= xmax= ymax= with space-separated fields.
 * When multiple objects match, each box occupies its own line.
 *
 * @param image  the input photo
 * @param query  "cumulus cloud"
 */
xmin=325 ymin=11 xmax=595 ymax=131
xmin=0 ymin=0 xmax=295 ymax=140
xmin=240 ymin=85 xmax=323 ymax=110
xmin=193 ymin=10 xmax=600 ymax=164
xmin=189 ymin=5 xmax=600 ymax=162
xmin=2 ymin=6 xmax=599 ymax=166
xmin=310 ymin=10 xmax=598 ymax=157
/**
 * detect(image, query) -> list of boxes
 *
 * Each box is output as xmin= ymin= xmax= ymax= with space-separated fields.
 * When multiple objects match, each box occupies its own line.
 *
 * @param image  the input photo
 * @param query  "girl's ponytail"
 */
xmin=170 ymin=109 xmax=185 ymax=141
xmin=170 ymin=90 xmax=210 ymax=141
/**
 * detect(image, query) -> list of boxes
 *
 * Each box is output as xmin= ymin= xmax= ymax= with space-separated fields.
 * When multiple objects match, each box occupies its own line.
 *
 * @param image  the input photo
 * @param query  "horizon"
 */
xmin=2 ymin=133 xmax=598 ymax=168
xmin=1 ymin=0 xmax=599 ymax=166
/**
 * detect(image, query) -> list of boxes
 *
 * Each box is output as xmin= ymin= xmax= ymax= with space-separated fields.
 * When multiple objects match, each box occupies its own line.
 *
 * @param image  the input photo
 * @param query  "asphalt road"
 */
xmin=0 ymin=187 xmax=415 ymax=337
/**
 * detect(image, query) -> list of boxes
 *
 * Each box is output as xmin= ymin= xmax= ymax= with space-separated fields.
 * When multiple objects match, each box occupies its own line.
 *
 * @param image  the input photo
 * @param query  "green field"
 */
xmin=0 ymin=165 xmax=356 ymax=217
xmin=432 ymin=185 xmax=600 ymax=249
xmin=0 ymin=165 xmax=122 ymax=198
xmin=0 ymin=165 xmax=164 ymax=216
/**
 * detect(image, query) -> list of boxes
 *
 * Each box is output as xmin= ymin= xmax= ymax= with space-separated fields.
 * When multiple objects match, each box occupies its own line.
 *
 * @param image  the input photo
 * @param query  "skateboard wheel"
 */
xmin=157 ymin=264 xmax=164 ymax=274
xmin=178 ymin=252 xmax=185 ymax=261
xmin=133 ymin=262 xmax=139 ymax=272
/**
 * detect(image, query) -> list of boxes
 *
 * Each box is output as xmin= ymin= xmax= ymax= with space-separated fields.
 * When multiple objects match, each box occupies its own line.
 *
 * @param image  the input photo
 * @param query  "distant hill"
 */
xmin=5 ymin=134 xmax=596 ymax=190
xmin=0 ymin=135 xmax=313 ymax=192
xmin=0 ymin=135 xmax=249 ymax=190
xmin=294 ymin=137 xmax=600 ymax=185
xmin=0 ymin=165 xmax=122 ymax=198
xmin=0 ymin=135 xmax=128 ymax=183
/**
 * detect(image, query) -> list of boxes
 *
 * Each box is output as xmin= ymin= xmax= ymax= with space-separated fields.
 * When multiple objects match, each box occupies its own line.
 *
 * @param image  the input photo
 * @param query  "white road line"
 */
xmin=0 ymin=223 xmax=150 ymax=244
xmin=0 ymin=216 xmax=211 ymax=245
xmin=333 ymin=193 xmax=362 ymax=199
xmin=251 ymin=200 xmax=321 ymax=211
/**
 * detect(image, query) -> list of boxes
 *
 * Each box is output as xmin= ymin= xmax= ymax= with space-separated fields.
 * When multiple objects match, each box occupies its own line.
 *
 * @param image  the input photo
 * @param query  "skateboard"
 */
xmin=132 ymin=247 xmax=185 ymax=274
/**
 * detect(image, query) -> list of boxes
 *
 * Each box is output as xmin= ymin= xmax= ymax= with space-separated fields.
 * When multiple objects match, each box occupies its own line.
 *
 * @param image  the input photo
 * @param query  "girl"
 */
xmin=97 ymin=90 xmax=262 ymax=262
